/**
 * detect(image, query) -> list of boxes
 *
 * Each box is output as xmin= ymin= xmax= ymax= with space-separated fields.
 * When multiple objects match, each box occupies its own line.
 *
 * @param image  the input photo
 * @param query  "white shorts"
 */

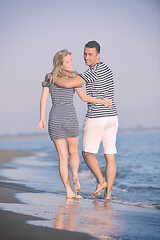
xmin=82 ymin=116 xmax=118 ymax=154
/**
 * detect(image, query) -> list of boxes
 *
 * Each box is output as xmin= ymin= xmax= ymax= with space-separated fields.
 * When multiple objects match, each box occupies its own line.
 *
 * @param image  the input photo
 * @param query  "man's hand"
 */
xmin=55 ymin=75 xmax=85 ymax=88
xmin=45 ymin=73 xmax=52 ymax=81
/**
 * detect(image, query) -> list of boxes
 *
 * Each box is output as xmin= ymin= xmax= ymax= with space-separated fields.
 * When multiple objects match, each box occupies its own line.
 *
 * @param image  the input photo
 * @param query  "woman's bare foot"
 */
xmin=67 ymin=193 xmax=83 ymax=200
xmin=95 ymin=183 xmax=101 ymax=197
xmin=104 ymin=188 xmax=111 ymax=200
xmin=92 ymin=181 xmax=107 ymax=198
xmin=72 ymin=177 xmax=81 ymax=193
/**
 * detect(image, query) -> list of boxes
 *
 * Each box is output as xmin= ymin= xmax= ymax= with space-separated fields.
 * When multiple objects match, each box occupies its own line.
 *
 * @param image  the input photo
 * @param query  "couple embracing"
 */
xmin=38 ymin=40 xmax=118 ymax=201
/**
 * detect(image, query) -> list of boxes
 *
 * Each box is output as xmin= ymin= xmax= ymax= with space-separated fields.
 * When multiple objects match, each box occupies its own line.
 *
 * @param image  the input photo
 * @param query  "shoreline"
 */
xmin=0 ymin=150 xmax=97 ymax=240
xmin=0 ymin=150 xmax=160 ymax=240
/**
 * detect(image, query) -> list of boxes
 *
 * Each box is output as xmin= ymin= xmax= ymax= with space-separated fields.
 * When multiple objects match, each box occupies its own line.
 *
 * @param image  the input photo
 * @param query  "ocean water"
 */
xmin=0 ymin=131 xmax=160 ymax=209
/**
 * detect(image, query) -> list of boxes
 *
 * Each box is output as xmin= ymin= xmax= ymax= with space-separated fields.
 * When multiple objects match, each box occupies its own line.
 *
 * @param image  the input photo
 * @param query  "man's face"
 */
xmin=84 ymin=47 xmax=100 ymax=67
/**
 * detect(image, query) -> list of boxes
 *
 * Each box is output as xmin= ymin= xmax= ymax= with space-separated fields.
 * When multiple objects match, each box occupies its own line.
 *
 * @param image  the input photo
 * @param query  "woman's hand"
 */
xmin=37 ymin=119 xmax=46 ymax=130
xmin=102 ymin=97 xmax=112 ymax=107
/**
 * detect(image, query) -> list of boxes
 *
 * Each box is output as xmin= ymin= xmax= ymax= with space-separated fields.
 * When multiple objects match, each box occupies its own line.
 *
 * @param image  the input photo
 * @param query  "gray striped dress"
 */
xmin=42 ymin=80 xmax=81 ymax=141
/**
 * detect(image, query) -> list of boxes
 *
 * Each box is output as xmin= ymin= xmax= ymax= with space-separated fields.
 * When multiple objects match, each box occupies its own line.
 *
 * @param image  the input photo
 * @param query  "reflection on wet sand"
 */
xmin=54 ymin=198 xmax=79 ymax=231
xmin=53 ymin=198 xmax=122 ymax=239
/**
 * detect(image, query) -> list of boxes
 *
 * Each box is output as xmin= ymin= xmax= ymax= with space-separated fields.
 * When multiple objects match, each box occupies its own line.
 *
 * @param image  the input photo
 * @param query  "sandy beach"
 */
xmin=0 ymin=149 xmax=160 ymax=240
xmin=0 ymin=150 xmax=96 ymax=240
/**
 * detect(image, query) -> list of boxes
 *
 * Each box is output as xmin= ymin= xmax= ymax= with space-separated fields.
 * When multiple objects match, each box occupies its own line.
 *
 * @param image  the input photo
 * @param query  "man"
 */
xmin=54 ymin=41 xmax=118 ymax=200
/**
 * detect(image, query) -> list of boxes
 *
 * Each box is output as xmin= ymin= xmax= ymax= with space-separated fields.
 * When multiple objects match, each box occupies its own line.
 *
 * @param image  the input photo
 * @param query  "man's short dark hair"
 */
xmin=85 ymin=40 xmax=101 ymax=53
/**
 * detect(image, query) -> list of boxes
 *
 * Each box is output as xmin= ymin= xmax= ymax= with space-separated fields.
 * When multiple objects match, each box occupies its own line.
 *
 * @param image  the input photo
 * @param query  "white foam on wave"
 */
xmin=0 ymin=178 xmax=63 ymax=194
xmin=3 ymin=156 xmax=58 ymax=167
xmin=0 ymin=167 xmax=35 ymax=181
xmin=0 ymin=153 xmax=60 ymax=193
xmin=113 ymin=187 xmax=128 ymax=193
xmin=35 ymin=152 xmax=49 ymax=157
xmin=0 ymin=166 xmax=57 ymax=184
xmin=112 ymin=199 xmax=159 ymax=209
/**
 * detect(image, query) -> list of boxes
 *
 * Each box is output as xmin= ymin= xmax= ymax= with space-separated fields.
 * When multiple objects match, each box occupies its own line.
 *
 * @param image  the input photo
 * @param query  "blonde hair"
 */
xmin=49 ymin=49 xmax=76 ymax=84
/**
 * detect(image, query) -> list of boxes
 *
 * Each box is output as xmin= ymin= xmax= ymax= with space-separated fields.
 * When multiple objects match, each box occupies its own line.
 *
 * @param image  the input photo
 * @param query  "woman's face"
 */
xmin=61 ymin=54 xmax=73 ymax=71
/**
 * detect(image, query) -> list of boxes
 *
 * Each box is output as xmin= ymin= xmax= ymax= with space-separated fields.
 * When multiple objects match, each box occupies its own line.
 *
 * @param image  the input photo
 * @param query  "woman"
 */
xmin=38 ymin=49 xmax=112 ymax=199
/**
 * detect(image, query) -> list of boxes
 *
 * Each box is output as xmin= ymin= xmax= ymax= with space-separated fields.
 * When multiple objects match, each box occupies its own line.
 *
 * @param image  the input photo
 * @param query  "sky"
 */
xmin=0 ymin=0 xmax=160 ymax=135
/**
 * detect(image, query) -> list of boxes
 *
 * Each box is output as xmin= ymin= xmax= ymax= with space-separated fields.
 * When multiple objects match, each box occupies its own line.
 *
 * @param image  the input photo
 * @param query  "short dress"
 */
xmin=42 ymin=80 xmax=81 ymax=141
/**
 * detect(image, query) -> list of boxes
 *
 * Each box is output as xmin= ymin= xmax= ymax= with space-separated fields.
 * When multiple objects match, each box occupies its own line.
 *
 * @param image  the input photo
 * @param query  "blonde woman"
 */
xmin=38 ymin=49 xmax=112 ymax=199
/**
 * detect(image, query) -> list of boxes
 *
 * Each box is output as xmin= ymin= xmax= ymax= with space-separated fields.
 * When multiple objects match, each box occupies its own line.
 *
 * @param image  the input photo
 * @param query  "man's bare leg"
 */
xmin=82 ymin=151 xmax=107 ymax=197
xmin=104 ymin=154 xmax=117 ymax=200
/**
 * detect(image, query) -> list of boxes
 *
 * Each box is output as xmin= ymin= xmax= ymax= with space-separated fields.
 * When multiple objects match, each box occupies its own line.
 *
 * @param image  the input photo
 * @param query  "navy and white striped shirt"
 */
xmin=79 ymin=62 xmax=118 ymax=118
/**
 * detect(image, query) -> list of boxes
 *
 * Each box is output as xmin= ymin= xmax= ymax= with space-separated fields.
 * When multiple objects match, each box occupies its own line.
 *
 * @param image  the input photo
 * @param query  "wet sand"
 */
xmin=0 ymin=150 xmax=96 ymax=240
xmin=0 ymin=149 xmax=160 ymax=240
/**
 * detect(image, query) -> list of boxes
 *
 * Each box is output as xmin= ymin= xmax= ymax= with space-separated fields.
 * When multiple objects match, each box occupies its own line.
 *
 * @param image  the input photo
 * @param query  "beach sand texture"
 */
xmin=0 ymin=150 xmax=160 ymax=240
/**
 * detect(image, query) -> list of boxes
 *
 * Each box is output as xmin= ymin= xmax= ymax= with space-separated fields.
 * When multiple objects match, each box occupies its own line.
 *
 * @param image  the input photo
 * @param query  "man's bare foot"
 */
xmin=72 ymin=177 xmax=81 ymax=193
xmin=92 ymin=181 xmax=107 ymax=198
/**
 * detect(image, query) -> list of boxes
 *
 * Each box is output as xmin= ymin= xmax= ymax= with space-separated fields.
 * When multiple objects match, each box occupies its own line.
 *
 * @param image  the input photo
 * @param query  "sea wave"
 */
xmin=112 ymin=200 xmax=160 ymax=209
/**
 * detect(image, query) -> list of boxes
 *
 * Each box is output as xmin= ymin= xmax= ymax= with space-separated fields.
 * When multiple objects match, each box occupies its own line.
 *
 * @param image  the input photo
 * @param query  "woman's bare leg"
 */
xmin=54 ymin=139 xmax=75 ymax=198
xmin=66 ymin=137 xmax=81 ymax=193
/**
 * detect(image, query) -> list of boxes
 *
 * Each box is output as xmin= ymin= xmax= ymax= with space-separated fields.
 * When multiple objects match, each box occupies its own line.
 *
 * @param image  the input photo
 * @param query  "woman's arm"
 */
xmin=75 ymin=87 xmax=112 ymax=107
xmin=37 ymin=87 xmax=49 ymax=130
